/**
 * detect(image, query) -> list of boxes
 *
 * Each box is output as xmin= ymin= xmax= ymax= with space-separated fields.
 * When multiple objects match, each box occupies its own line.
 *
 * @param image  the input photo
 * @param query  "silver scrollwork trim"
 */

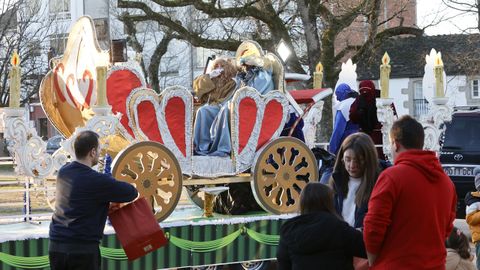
xmin=376 ymin=98 xmax=395 ymax=162
xmin=3 ymin=109 xmax=55 ymax=178
xmin=421 ymin=97 xmax=452 ymax=152
xmin=231 ymin=87 xmax=289 ymax=173
xmin=302 ymin=101 xmax=325 ymax=149
xmin=61 ymin=112 xmax=120 ymax=160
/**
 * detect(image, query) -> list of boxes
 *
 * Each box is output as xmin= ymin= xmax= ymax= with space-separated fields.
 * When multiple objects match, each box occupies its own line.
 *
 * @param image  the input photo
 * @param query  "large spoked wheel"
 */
xmin=112 ymin=141 xmax=182 ymax=222
xmin=252 ymin=137 xmax=318 ymax=214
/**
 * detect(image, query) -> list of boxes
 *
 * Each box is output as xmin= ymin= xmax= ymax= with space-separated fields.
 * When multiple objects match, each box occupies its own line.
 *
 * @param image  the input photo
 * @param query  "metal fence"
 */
xmin=0 ymin=175 xmax=53 ymax=224
xmin=414 ymin=98 xmax=429 ymax=119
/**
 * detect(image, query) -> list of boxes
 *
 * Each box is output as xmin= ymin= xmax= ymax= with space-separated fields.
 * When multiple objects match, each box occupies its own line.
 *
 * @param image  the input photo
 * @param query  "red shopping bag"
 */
xmin=108 ymin=197 xmax=168 ymax=261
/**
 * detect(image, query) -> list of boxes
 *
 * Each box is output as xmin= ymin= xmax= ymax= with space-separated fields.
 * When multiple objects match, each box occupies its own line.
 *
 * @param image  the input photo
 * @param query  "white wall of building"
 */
xmin=379 ymin=78 xmax=411 ymax=116
xmin=445 ymin=75 xmax=468 ymax=106
xmin=372 ymin=75 xmax=471 ymax=119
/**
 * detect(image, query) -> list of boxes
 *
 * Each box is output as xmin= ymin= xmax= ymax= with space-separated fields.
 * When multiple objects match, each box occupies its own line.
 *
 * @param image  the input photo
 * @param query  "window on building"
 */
xmin=94 ymin=18 xmax=109 ymax=40
xmin=0 ymin=8 xmax=17 ymax=30
xmin=413 ymin=81 xmax=423 ymax=100
xmin=413 ymin=80 xmax=428 ymax=119
xmin=134 ymin=21 xmax=161 ymax=33
xmin=50 ymin=33 xmax=68 ymax=56
xmin=38 ymin=118 xmax=48 ymax=138
xmin=472 ymin=79 xmax=479 ymax=98
xmin=28 ymin=40 xmax=42 ymax=57
xmin=160 ymin=56 xmax=179 ymax=77
xmin=27 ymin=0 xmax=41 ymax=17
xmin=49 ymin=0 xmax=70 ymax=20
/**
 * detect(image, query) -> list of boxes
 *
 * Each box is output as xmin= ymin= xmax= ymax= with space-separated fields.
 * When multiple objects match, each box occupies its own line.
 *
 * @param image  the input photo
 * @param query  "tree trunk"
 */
xmin=148 ymin=32 xmax=174 ymax=93
xmin=297 ymin=0 xmax=322 ymax=75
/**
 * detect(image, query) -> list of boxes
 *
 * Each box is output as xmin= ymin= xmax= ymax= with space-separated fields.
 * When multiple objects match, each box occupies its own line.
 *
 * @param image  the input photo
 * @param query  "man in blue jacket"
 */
xmin=48 ymin=130 xmax=138 ymax=270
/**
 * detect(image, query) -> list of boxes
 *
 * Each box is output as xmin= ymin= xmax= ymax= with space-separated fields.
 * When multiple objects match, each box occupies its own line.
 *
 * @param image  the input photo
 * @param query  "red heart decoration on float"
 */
xmin=125 ymin=86 xmax=192 ymax=159
xmin=238 ymin=97 xmax=258 ymax=154
xmin=256 ymin=100 xmax=284 ymax=150
xmin=106 ymin=68 xmax=145 ymax=139
xmin=231 ymin=87 xmax=289 ymax=171
xmin=137 ymin=100 xmax=163 ymax=143
xmin=164 ymin=97 xmax=186 ymax=157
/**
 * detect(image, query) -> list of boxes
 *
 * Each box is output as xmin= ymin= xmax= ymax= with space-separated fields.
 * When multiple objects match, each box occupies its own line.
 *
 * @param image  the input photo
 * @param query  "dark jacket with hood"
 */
xmin=277 ymin=211 xmax=366 ymax=270
xmin=364 ymin=150 xmax=457 ymax=269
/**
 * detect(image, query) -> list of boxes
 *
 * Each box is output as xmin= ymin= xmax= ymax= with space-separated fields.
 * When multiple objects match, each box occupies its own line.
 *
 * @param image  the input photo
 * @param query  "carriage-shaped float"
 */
xmin=38 ymin=17 xmax=325 ymax=222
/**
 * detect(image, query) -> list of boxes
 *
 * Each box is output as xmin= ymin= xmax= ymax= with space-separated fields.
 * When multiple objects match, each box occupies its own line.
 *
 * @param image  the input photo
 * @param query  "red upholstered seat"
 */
xmin=288 ymin=88 xmax=330 ymax=104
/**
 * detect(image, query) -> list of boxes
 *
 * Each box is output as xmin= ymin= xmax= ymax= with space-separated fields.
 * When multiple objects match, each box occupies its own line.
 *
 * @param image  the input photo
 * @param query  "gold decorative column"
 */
xmin=434 ymin=54 xmax=445 ymax=98
xmin=96 ymin=66 xmax=108 ymax=107
xmin=9 ymin=50 xmax=21 ymax=108
xmin=200 ymin=186 xmax=229 ymax=218
xmin=313 ymin=62 xmax=323 ymax=89
xmin=379 ymin=52 xmax=391 ymax=99
xmin=420 ymin=50 xmax=451 ymax=152
xmin=377 ymin=52 xmax=395 ymax=161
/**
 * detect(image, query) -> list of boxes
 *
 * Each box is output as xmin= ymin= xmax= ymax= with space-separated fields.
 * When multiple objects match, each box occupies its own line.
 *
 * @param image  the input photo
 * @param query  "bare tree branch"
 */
xmin=442 ymin=0 xmax=480 ymax=31
xmin=0 ymin=0 xmax=52 ymax=107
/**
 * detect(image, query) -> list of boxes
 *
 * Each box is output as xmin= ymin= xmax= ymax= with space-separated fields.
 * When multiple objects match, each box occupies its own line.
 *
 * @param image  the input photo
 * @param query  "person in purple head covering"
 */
xmin=350 ymin=80 xmax=385 ymax=159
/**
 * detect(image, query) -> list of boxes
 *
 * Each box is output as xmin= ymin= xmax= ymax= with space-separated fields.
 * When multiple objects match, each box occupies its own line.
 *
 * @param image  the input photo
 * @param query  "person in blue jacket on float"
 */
xmin=319 ymin=83 xmax=358 ymax=184
xmin=329 ymin=83 xmax=359 ymax=155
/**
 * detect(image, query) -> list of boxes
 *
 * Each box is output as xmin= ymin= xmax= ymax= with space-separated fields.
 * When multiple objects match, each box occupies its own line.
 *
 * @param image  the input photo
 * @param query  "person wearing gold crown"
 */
xmin=236 ymin=49 xmax=274 ymax=95
xmin=193 ymin=50 xmax=274 ymax=157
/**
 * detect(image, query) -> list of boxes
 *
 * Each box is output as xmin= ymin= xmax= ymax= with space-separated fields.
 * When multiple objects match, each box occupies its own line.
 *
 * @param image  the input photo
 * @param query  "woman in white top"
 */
xmin=329 ymin=132 xmax=381 ymax=228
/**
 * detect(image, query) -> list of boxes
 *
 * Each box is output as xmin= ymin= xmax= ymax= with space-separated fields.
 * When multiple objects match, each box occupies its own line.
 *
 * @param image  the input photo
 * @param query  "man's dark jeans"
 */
xmin=49 ymin=241 xmax=101 ymax=270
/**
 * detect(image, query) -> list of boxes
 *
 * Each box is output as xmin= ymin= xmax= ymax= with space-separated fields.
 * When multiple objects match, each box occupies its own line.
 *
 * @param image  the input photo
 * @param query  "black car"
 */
xmin=439 ymin=108 xmax=480 ymax=218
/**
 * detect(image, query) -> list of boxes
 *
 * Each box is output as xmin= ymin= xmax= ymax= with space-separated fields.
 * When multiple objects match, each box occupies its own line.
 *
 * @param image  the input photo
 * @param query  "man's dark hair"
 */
xmin=390 ymin=115 xmax=424 ymax=149
xmin=74 ymin=130 xmax=99 ymax=159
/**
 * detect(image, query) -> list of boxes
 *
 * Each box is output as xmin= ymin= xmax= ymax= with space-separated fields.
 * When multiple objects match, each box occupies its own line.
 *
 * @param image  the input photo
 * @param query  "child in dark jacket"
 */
xmin=277 ymin=183 xmax=366 ymax=270
xmin=465 ymin=166 xmax=480 ymax=269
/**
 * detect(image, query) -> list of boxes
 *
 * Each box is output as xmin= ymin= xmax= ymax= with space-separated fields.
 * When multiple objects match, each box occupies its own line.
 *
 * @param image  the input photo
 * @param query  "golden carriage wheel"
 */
xmin=112 ymin=141 xmax=183 ymax=222
xmin=252 ymin=137 xmax=318 ymax=214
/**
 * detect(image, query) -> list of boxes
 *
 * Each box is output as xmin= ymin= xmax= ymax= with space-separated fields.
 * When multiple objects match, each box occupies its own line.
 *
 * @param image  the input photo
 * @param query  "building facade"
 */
xmin=6 ymin=0 xmax=420 ymax=138
xmin=356 ymin=34 xmax=480 ymax=118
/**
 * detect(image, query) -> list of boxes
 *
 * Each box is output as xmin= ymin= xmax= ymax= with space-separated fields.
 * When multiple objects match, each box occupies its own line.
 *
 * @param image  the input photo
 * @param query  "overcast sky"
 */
xmin=417 ymin=0 xmax=478 ymax=35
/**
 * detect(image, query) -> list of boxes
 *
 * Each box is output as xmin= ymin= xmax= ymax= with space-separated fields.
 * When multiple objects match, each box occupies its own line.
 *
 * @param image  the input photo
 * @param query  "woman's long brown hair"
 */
xmin=300 ymin=183 xmax=341 ymax=219
xmin=330 ymin=132 xmax=379 ymax=207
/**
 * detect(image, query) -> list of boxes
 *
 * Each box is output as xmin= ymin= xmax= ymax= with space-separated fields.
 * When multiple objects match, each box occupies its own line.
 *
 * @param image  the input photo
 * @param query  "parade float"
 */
xmin=0 ymin=16 xmax=334 ymax=270
xmin=0 ymin=15 xmax=453 ymax=270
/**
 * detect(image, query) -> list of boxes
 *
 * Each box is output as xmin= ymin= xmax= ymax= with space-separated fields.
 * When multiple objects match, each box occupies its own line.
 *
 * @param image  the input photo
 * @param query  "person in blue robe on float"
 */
xmin=318 ymin=83 xmax=359 ymax=184
xmin=328 ymin=83 xmax=359 ymax=155
xmin=193 ymin=54 xmax=274 ymax=157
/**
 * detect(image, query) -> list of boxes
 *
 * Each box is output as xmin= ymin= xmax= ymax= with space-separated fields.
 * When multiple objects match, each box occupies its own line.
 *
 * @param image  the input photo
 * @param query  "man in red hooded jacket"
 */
xmin=363 ymin=115 xmax=456 ymax=269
